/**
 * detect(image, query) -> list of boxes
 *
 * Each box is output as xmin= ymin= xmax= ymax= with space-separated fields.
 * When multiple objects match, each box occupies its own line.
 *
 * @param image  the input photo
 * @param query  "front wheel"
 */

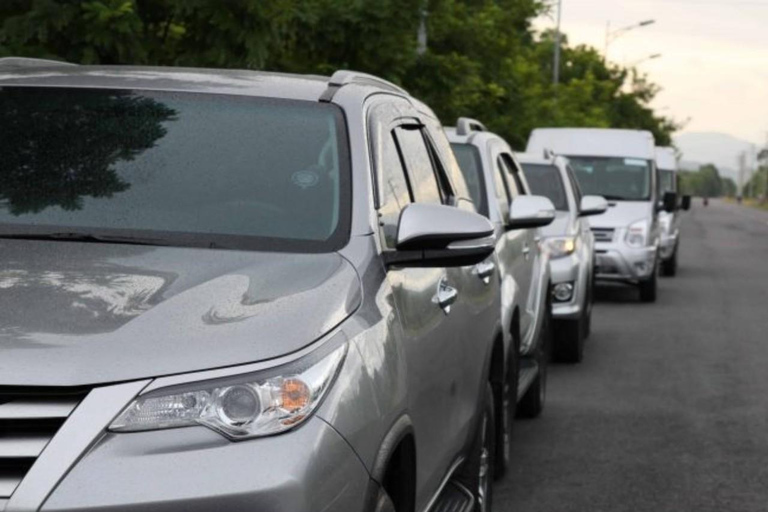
xmin=639 ymin=268 xmax=658 ymax=302
xmin=370 ymin=489 xmax=396 ymax=512
xmin=661 ymin=249 xmax=678 ymax=277
xmin=459 ymin=383 xmax=495 ymax=512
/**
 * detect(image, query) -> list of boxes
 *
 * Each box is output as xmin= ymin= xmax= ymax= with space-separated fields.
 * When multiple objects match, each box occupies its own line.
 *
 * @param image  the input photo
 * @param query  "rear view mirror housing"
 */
xmin=662 ymin=191 xmax=678 ymax=213
xmin=507 ymin=196 xmax=556 ymax=230
xmin=385 ymin=203 xmax=496 ymax=268
xmin=579 ymin=195 xmax=609 ymax=217
xmin=681 ymin=195 xmax=692 ymax=211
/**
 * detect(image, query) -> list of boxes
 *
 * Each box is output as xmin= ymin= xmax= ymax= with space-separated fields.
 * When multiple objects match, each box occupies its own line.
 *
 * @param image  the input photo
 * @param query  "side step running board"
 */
xmin=517 ymin=359 xmax=540 ymax=401
xmin=430 ymin=481 xmax=474 ymax=512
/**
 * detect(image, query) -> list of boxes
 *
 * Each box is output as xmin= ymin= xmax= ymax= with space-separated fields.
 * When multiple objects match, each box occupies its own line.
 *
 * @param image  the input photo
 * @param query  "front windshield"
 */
xmin=567 ymin=156 xmax=652 ymax=201
xmin=0 ymin=87 xmax=350 ymax=252
xmin=521 ymin=163 xmax=569 ymax=211
xmin=450 ymin=143 xmax=487 ymax=215
xmin=659 ymin=170 xmax=676 ymax=194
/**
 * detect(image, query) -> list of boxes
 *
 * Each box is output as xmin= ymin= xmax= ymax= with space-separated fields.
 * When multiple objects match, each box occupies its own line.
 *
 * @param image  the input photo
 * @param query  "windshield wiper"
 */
xmin=0 ymin=232 xmax=168 ymax=247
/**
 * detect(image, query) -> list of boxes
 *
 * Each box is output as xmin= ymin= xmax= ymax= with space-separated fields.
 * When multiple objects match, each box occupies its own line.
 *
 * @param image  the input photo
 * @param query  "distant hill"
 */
xmin=674 ymin=132 xmax=758 ymax=183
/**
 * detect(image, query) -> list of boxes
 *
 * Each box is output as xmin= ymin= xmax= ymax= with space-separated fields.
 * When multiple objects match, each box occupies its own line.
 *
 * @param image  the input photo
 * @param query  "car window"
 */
xmin=497 ymin=155 xmax=522 ymax=198
xmin=521 ymin=163 xmax=569 ymax=211
xmin=451 ymin=143 xmax=487 ymax=216
xmin=566 ymin=165 xmax=583 ymax=206
xmin=0 ymin=87 xmax=351 ymax=253
xmin=378 ymin=132 xmax=413 ymax=249
xmin=503 ymin=154 xmax=529 ymax=196
xmin=394 ymin=127 xmax=442 ymax=204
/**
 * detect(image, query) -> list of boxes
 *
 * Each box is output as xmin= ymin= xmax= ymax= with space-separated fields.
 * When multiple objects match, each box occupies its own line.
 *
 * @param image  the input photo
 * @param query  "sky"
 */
xmin=534 ymin=0 xmax=768 ymax=145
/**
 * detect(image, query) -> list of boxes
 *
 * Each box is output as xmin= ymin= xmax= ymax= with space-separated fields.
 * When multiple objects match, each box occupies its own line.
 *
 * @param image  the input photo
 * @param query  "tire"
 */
xmin=458 ymin=383 xmax=495 ymax=512
xmin=639 ymin=267 xmax=658 ymax=302
xmin=661 ymin=249 xmax=678 ymax=277
xmin=553 ymin=317 xmax=584 ymax=364
xmin=584 ymin=272 xmax=594 ymax=339
xmin=371 ymin=488 xmax=397 ymax=512
xmin=518 ymin=305 xmax=551 ymax=418
xmin=493 ymin=332 xmax=519 ymax=480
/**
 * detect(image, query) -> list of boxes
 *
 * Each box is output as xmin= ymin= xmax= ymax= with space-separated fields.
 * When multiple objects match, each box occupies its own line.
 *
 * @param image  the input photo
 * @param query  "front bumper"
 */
xmin=37 ymin=416 xmax=369 ymax=512
xmin=549 ymin=254 xmax=586 ymax=320
xmin=594 ymin=242 xmax=657 ymax=283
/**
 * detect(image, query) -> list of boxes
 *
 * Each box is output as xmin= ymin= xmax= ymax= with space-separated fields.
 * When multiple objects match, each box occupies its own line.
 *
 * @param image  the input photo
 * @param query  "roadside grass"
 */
xmin=724 ymin=197 xmax=768 ymax=211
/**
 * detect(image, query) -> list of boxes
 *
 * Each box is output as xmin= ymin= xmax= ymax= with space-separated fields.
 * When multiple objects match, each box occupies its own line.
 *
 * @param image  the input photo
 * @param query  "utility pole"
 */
xmin=417 ymin=4 xmax=428 ymax=56
xmin=553 ymin=0 xmax=563 ymax=87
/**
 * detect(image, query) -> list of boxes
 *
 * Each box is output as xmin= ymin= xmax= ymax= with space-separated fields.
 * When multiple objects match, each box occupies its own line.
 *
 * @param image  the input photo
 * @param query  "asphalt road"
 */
xmin=497 ymin=199 xmax=768 ymax=512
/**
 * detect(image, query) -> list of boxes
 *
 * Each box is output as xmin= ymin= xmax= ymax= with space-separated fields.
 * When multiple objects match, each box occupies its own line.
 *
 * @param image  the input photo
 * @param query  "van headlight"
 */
xmin=625 ymin=219 xmax=649 ymax=248
xmin=110 ymin=344 xmax=347 ymax=440
xmin=544 ymin=236 xmax=577 ymax=259
xmin=658 ymin=213 xmax=672 ymax=235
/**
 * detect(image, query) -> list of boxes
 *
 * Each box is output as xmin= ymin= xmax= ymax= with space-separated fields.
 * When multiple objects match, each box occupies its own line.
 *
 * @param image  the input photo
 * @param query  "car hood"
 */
xmin=539 ymin=211 xmax=572 ymax=238
xmin=0 ymin=240 xmax=361 ymax=387
xmin=587 ymin=201 xmax=653 ymax=229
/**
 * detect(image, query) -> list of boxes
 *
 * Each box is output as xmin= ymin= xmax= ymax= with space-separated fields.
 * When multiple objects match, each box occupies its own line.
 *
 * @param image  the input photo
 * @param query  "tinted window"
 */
xmin=660 ymin=170 xmax=676 ymax=194
xmin=497 ymin=155 xmax=521 ymax=198
xmin=378 ymin=133 xmax=413 ymax=249
xmin=0 ymin=88 xmax=350 ymax=252
xmin=568 ymin=156 xmax=652 ymax=201
xmin=451 ymin=143 xmax=487 ymax=215
xmin=522 ymin=164 xmax=569 ymax=211
xmin=394 ymin=127 xmax=442 ymax=204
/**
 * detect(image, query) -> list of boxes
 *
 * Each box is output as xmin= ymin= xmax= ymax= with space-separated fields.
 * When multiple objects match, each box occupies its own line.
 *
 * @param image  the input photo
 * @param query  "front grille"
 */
xmin=592 ymin=228 xmax=615 ymax=243
xmin=0 ymin=387 xmax=88 ymax=502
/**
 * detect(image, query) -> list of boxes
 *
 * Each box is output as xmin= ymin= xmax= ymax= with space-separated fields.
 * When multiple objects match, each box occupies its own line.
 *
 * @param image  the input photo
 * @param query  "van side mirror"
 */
xmin=662 ymin=192 xmax=678 ymax=213
xmin=681 ymin=195 xmax=691 ymax=211
xmin=507 ymin=196 xmax=556 ymax=230
xmin=385 ymin=203 xmax=496 ymax=267
xmin=579 ymin=195 xmax=609 ymax=217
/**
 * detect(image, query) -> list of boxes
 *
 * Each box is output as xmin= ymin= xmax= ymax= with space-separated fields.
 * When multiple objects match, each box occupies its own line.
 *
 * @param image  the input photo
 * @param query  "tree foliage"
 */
xmin=0 ymin=0 xmax=679 ymax=149
xmin=679 ymin=164 xmax=736 ymax=198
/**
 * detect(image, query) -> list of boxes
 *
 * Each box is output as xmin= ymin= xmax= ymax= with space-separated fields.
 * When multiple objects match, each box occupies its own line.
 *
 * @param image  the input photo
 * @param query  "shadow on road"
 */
xmin=594 ymin=283 xmax=640 ymax=303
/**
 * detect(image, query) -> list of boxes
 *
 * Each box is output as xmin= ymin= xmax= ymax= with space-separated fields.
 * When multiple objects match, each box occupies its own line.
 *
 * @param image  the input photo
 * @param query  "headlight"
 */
xmin=110 ymin=344 xmax=347 ymax=440
xmin=544 ymin=236 xmax=577 ymax=259
xmin=625 ymin=219 xmax=649 ymax=248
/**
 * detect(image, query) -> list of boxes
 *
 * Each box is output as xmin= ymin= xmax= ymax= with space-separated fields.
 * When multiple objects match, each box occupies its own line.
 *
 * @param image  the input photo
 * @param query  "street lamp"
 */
xmin=604 ymin=19 xmax=655 ymax=60
xmin=628 ymin=53 xmax=661 ymax=67
xmin=553 ymin=0 xmax=563 ymax=86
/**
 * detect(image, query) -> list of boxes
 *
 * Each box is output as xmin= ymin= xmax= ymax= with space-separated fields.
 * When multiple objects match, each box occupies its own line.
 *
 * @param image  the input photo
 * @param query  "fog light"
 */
xmin=552 ymin=283 xmax=574 ymax=302
xmin=634 ymin=262 xmax=649 ymax=275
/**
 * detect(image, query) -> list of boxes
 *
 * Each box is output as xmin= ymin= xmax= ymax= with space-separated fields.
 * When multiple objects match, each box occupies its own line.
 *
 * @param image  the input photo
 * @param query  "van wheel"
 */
xmin=661 ymin=250 xmax=677 ymax=277
xmin=458 ymin=383 xmax=495 ymax=512
xmin=639 ymin=269 xmax=658 ymax=302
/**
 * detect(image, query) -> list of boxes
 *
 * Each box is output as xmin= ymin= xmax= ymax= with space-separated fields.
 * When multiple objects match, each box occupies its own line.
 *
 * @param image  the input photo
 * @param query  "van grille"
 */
xmin=591 ymin=228 xmax=615 ymax=244
xmin=0 ymin=387 xmax=88 ymax=503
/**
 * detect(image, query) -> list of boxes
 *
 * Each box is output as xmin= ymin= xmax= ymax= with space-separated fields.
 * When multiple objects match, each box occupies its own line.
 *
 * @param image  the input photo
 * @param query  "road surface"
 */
xmin=497 ymin=199 xmax=768 ymax=512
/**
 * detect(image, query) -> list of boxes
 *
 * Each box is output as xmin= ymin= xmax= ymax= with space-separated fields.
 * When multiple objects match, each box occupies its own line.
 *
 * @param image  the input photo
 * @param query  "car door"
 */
xmin=369 ymin=100 xmax=467 ymax=502
xmin=495 ymin=150 xmax=536 ymax=344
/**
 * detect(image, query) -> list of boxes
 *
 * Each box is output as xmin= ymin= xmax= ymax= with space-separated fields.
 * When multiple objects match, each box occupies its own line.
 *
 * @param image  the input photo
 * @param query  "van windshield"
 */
xmin=0 ymin=87 xmax=350 ymax=252
xmin=567 ymin=156 xmax=652 ymax=201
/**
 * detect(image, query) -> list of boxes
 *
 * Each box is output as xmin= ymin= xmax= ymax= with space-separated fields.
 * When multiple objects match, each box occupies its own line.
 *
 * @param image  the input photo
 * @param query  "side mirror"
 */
xmin=387 ymin=203 xmax=496 ymax=267
xmin=579 ymin=195 xmax=609 ymax=217
xmin=662 ymin=191 xmax=678 ymax=213
xmin=681 ymin=195 xmax=691 ymax=211
xmin=508 ymin=195 xmax=556 ymax=230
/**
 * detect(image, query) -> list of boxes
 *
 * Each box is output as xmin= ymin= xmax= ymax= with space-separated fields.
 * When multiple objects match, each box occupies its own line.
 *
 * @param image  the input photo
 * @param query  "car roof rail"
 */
xmin=320 ymin=70 xmax=408 ymax=102
xmin=0 ymin=57 xmax=77 ymax=69
xmin=455 ymin=117 xmax=487 ymax=136
xmin=543 ymin=148 xmax=556 ymax=160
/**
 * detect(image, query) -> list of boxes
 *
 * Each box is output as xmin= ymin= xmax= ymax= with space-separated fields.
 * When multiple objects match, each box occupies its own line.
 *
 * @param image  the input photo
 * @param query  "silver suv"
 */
xmin=0 ymin=59 xmax=503 ymax=512
xmin=518 ymin=152 xmax=607 ymax=363
xmin=446 ymin=119 xmax=555 ymax=453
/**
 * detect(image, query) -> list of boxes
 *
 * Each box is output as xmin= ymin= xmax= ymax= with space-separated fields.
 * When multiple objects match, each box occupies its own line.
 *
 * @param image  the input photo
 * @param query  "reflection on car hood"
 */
xmin=0 ymin=240 xmax=361 ymax=386
xmin=587 ymin=201 xmax=653 ymax=229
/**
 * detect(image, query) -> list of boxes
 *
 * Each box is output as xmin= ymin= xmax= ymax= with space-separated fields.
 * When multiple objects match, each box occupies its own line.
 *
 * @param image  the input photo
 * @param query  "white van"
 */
xmin=655 ymin=147 xmax=691 ymax=276
xmin=527 ymin=128 xmax=677 ymax=302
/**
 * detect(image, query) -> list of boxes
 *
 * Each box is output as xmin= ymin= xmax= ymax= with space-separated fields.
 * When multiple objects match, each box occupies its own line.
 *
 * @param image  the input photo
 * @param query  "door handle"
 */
xmin=473 ymin=260 xmax=496 ymax=285
xmin=522 ymin=243 xmax=531 ymax=260
xmin=433 ymin=279 xmax=458 ymax=315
